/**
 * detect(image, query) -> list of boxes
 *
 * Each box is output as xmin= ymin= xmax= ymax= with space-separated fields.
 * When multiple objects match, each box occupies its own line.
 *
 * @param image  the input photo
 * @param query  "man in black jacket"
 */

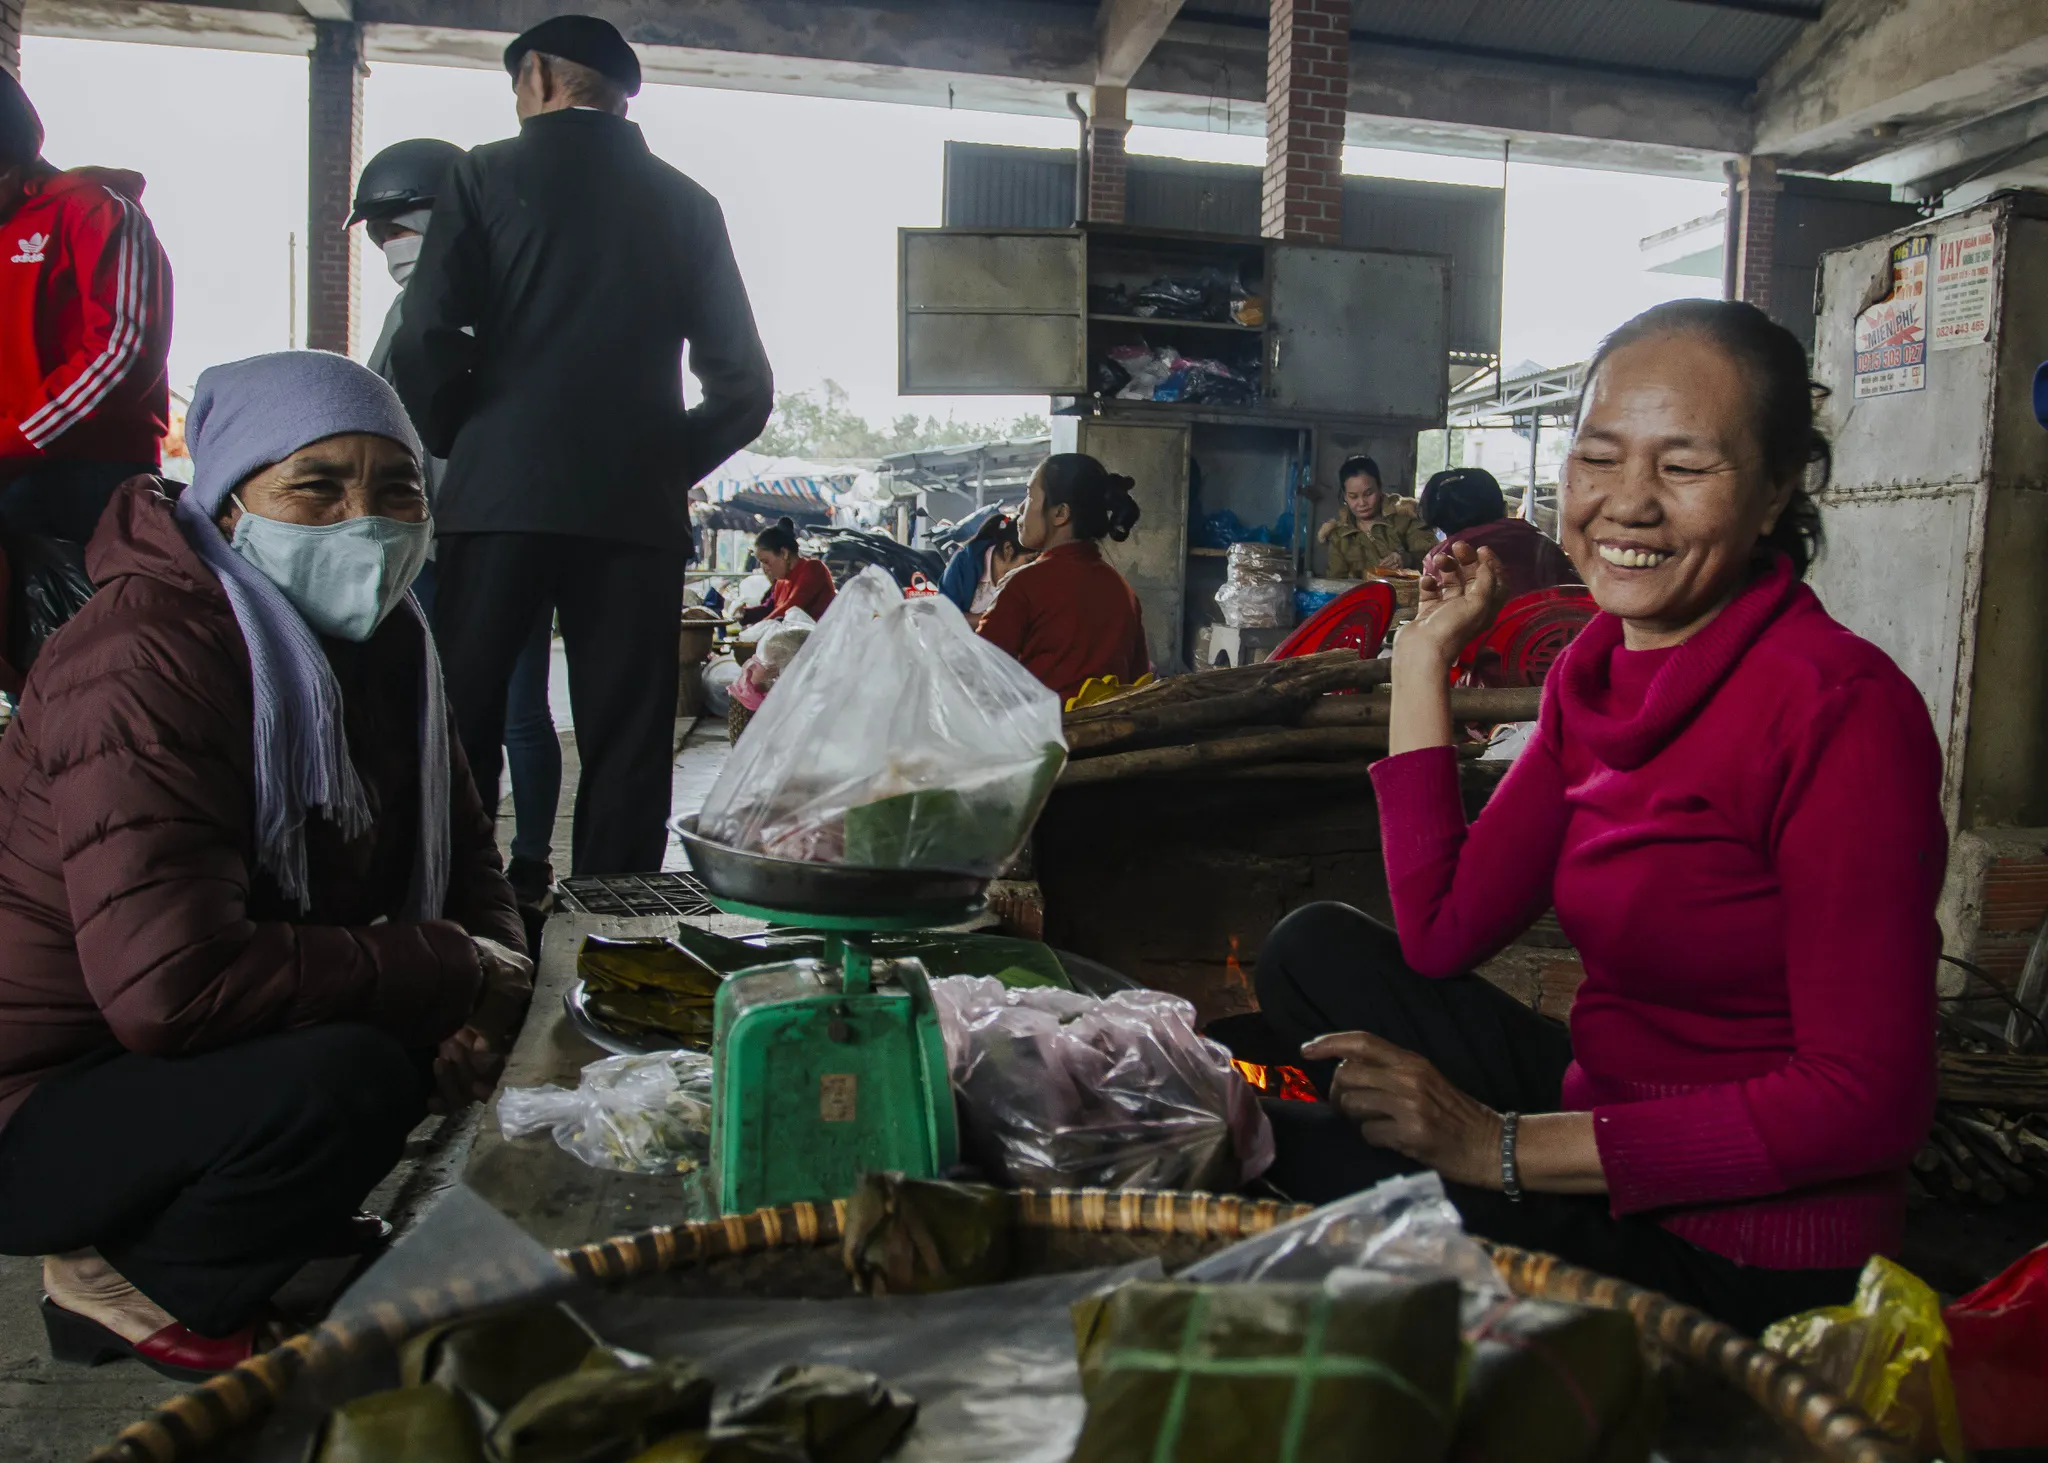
xmin=392 ymin=14 xmax=773 ymax=877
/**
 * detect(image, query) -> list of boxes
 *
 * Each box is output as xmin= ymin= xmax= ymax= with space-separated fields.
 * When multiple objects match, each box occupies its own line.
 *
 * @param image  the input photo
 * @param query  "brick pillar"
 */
xmin=1087 ymin=85 xmax=1129 ymax=224
xmin=2 ymin=0 xmax=23 ymax=78
xmin=306 ymin=21 xmax=364 ymax=356
xmin=1261 ymin=0 xmax=1349 ymax=244
xmin=1731 ymin=155 xmax=1780 ymax=313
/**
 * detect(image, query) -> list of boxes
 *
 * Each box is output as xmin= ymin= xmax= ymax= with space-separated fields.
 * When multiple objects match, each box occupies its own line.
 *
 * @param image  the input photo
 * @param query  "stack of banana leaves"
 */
xmin=1058 ymin=651 xmax=1543 ymax=787
xmin=575 ymin=925 xmax=1082 ymax=1051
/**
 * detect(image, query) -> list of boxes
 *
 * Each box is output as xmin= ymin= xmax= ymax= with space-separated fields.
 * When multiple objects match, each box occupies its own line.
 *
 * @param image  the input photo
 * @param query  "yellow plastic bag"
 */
xmin=1065 ymin=673 xmax=1153 ymax=712
xmin=1762 ymin=1257 xmax=1967 ymax=1461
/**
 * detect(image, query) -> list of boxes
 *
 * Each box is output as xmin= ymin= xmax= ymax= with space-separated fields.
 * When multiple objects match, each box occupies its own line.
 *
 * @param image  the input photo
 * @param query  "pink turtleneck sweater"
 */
xmin=1370 ymin=561 xmax=1946 ymax=1269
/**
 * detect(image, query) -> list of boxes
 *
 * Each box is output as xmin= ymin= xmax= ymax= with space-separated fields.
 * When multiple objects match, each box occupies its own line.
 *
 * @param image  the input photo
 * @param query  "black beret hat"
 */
xmin=503 ymin=15 xmax=642 ymax=97
xmin=0 ymin=70 xmax=45 ymax=167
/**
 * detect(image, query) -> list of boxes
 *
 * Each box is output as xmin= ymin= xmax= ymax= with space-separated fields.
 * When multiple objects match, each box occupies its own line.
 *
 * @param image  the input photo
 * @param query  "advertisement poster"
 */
xmin=1930 ymin=223 xmax=1996 ymax=351
xmin=1854 ymin=235 xmax=1929 ymax=399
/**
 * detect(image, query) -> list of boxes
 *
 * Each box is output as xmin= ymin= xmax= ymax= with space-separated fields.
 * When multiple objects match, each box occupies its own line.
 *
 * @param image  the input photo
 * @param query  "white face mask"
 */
xmin=382 ymin=234 xmax=423 ymax=285
xmin=230 ymin=497 xmax=433 ymax=642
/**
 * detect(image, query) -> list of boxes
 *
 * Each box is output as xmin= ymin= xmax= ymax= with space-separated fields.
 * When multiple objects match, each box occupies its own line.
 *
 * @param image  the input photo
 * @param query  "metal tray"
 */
xmin=671 ymin=815 xmax=990 ymax=922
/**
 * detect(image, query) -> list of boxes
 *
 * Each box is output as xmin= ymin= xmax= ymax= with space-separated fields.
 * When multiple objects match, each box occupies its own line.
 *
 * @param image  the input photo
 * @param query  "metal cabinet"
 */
xmin=898 ymin=229 xmax=1087 ymax=394
xmin=1052 ymin=416 xmax=1191 ymax=676
xmin=1267 ymin=247 xmax=1450 ymax=421
xmin=899 ymin=226 xmax=1450 ymax=425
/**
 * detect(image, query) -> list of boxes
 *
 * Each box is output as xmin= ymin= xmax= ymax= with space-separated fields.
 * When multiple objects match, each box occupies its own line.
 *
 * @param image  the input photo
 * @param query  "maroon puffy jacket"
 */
xmin=0 ymin=481 xmax=521 ymax=1127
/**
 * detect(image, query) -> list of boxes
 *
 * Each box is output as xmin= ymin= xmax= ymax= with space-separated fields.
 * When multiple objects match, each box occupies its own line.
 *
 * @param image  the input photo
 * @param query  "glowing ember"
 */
xmin=1231 ymin=1059 xmax=1320 ymax=1102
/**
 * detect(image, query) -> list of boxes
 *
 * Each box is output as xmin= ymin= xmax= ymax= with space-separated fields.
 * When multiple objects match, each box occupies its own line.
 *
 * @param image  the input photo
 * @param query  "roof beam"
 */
xmin=1670 ymin=0 xmax=1821 ymax=21
xmin=300 ymin=0 xmax=352 ymax=19
xmin=1097 ymin=0 xmax=1185 ymax=87
xmin=1756 ymin=0 xmax=2048 ymax=173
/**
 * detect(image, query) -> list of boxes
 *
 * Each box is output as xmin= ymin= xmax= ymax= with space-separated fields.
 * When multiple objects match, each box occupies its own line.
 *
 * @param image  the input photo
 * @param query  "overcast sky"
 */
xmin=20 ymin=35 xmax=1723 ymax=424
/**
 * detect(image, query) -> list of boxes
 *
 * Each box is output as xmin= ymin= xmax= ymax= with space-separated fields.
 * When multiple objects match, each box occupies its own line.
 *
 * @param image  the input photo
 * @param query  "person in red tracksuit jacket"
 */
xmin=0 ymin=72 xmax=173 ymax=546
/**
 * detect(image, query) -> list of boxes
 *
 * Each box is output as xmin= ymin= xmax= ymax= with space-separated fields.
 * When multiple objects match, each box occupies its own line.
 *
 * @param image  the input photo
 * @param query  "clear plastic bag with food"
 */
xmin=928 ymin=976 xmax=1273 ymax=1192
xmin=697 ymin=566 xmax=1066 ymax=873
xmin=496 ymin=1051 xmax=714 ymax=1175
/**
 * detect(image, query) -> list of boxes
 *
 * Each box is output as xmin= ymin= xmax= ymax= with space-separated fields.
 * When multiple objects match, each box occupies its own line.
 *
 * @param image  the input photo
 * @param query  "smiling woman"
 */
xmin=1227 ymin=300 xmax=1949 ymax=1336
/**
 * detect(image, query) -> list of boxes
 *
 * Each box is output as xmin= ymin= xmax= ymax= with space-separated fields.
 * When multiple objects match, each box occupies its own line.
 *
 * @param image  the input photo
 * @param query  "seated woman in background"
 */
xmin=737 ymin=517 xmax=835 ymax=625
xmin=1320 ymin=455 xmax=1437 ymax=576
xmin=1241 ymin=300 xmax=1945 ymax=1335
xmin=0 ymin=352 xmax=531 ymax=1377
xmin=939 ymin=512 xmax=1032 ymax=628
xmin=979 ymin=453 xmax=1149 ymax=705
xmin=1417 ymin=466 xmax=1581 ymax=601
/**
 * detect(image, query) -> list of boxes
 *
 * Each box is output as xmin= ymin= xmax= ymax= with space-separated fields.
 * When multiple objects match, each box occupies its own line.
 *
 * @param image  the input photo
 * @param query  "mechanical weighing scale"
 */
xmin=673 ymin=814 xmax=984 ymax=1216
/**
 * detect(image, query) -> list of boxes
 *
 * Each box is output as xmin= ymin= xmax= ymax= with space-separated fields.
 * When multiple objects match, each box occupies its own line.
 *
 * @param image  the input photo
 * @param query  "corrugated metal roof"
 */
xmin=1175 ymin=0 xmax=1810 ymax=82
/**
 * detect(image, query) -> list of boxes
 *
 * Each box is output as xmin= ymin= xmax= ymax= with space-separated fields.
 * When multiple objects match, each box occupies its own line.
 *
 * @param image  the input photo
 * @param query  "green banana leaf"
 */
xmin=313 ymin=1385 xmax=486 ymax=1463
xmin=841 ymin=1174 xmax=1016 ymax=1296
xmin=841 ymin=746 xmax=1065 ymax=873
xmin=1450 ymin=1299 xmax=1658 ymax=1463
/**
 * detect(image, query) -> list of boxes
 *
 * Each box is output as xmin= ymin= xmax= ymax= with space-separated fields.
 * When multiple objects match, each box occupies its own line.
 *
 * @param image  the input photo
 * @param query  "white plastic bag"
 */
xmin=496 ymin=1050 xmax=714 ymax=1174
xmin=929 ymin=976 xmax=1274 ymax=1193
xmin=698 ymin=567 xmax=1066 ymax=873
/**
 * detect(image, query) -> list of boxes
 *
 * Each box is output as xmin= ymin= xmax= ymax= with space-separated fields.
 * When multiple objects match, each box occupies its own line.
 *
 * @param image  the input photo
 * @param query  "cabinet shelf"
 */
xmin=1090 ymin=313 xmax=1263 ymax=333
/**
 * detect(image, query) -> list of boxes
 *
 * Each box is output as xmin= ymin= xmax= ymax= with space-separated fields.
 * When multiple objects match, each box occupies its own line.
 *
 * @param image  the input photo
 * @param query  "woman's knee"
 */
xmin=1253 ymin=902 xmax=1400 ymax=1012
xmin=268 ymin=1023 xmax=425 ymax=1129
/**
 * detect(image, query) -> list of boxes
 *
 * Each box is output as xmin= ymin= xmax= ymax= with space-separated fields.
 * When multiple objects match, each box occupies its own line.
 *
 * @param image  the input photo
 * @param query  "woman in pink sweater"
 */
xmin=1246 ymin=300 xmax=1946 ymax=1334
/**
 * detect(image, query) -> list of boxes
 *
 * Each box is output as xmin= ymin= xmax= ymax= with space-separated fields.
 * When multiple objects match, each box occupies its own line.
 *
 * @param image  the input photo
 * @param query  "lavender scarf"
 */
xmin=173 ymin=350 xmax=450 ymax=918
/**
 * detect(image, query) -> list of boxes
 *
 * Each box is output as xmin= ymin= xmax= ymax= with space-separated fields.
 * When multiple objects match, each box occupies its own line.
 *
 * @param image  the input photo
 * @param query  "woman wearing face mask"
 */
xmin=0 ymin=351 xmax=530 ymax=1378
xmin=352 ymin=138 xmax=564 ymax=909
xmin=1236 ymin=301 xmax=1945 ymax=1335
xmin=1319 ymin=455 xmax=1437 ymax=577
xmin=977 ymin=453 xmax=1149 ymax=704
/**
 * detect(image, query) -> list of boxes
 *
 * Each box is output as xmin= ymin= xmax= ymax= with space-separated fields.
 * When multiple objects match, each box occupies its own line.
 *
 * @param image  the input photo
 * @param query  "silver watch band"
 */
xmin=1500 ymin=1111 xmax=1523 ymax=1202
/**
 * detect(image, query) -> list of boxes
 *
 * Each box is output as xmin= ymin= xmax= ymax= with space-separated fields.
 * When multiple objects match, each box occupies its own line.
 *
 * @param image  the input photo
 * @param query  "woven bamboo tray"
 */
xmin=88 ymin=1189 xmax=1909 ymax=1463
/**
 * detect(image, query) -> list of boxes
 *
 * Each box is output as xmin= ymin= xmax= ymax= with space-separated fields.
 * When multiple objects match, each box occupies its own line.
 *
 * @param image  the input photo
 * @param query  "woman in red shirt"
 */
xmin=977 ymin=454 xmax=1149 ymax=705
xmin=1229 ymin=300 xmax=1945 ymax=1335
xmin=737 ymin=517 xmax=835 ymax=625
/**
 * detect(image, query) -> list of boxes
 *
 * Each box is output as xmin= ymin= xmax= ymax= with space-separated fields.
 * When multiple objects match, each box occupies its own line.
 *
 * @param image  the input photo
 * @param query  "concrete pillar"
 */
xmin=2 ymin=0 xmax=22 ymax=78
xmin=1730 ymin=155 xmax=1781 ymax=314
xmin=1261 ymin=0 xmax=1350 ymax=244
xmin=306 ymin=21 xmax=363 ymax=356
xmin=1087 ymin=85 xmax=1129 ymax=224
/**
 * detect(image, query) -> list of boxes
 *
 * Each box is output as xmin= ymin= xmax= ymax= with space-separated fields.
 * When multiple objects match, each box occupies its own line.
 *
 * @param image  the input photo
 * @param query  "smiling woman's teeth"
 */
xmin=1597 ymin=545 xmax=1672 ymax=569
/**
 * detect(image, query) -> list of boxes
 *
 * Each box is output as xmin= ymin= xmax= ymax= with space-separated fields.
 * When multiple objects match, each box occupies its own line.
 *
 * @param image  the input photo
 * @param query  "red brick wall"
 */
xmin=1734 ymin=156 xmax=1779 ymax=313
xmin=307 ymin=21 xmax=363 ymax=356
xmin=1088 ymin=117 xmax=1129 ymax=224
xmin=1 ymin=0 xmax=22 ymax=79
xmin=1261 ymin=0 xmax=1350 ymax=243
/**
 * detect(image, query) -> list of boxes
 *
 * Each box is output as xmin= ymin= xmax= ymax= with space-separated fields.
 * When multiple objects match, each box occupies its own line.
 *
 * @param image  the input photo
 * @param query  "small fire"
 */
xmin=1224 ymin=934 xmax=1247 ymax=988
xmin=1231 ymin=1060 xmax=1320 ymax=1102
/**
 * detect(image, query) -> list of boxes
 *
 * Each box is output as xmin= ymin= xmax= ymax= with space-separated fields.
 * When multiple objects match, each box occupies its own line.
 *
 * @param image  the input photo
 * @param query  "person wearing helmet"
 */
xmin=351 ymin=139 xmax=562 ymax=912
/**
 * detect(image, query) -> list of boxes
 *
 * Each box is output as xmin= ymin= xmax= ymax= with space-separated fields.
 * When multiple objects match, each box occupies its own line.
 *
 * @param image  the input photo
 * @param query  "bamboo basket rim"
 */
xmin=87 ymin=1188 xmax=1908 ymax=1463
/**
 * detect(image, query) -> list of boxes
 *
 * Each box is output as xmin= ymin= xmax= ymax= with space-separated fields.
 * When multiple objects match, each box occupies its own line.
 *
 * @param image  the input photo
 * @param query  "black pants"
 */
xmin=1225 ymin=903 xmax=1860 ymax=1336
xmin=0 ymin=1025 xmax=427 ymax=1337
xmin=0 ymin=458 xmax=154 ymax=543
xmin=434 ymin=532 xmax=684 ymax=876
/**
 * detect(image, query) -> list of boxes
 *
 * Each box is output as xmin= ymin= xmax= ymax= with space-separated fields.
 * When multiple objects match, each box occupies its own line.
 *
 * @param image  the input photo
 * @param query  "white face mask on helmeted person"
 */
xmin=381 ymin=234 xmax=424 ymax=286
xmin=229 ymin=496 xmax=433 ymax=642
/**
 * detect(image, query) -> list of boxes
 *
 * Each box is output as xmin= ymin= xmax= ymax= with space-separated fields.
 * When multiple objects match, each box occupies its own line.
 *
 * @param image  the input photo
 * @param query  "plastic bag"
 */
xmin=698 ymin=567 xmax=1066 ymax=874
xmin=1944 ymin=1242 xmax=2048 ymax=1450
xmin=1761 ymin=1256 xmax=1966 ymax=1462
xmin=2 ymin=531 xmax=95 ymax=676
xmin=1181 ymin=1171 xmax=1509 ymax=1301
xmin=497 ymin=1051 xmax=714 ymax=1174
xmin=1216 ymin=542 xmax=1295 ymax=628
xmin=929 ymin=976 xmax=1273 ymax=1192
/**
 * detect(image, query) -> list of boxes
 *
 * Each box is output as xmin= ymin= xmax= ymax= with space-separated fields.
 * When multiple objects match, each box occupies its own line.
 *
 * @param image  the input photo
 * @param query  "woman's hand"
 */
xmin=1399 ymin=542 xmax=1506 ymax=671
xmin=1376 ymin=552 xmax=1406 ymax=572
xmin=429 ymin=938 xmax=534 ymax=1113
xmin=1300 ymin=1030 xmax=1503 ymax=1189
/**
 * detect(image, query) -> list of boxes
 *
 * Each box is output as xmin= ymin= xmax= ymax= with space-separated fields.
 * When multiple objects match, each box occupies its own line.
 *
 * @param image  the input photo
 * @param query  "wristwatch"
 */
xmin=1500 ymin=1111 xmax=1523 ymax=1202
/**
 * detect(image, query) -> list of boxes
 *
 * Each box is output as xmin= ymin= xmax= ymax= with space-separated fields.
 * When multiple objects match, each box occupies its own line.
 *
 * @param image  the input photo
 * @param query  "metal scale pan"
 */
xmin=669 ymin=815 xmax=989 ymax=930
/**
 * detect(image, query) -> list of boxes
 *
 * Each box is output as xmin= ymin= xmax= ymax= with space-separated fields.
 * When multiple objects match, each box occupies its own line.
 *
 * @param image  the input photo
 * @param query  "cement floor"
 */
xmin=0 ymin=705 xmax=733 ymax=1462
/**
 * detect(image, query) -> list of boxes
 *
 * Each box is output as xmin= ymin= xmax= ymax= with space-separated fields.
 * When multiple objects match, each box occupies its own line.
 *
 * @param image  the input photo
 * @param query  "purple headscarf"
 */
xmin=173 ymin=350 xmax=448 ymax=918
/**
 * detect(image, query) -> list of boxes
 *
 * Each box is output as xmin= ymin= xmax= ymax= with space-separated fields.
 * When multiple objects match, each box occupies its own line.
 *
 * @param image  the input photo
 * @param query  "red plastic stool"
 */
xmin=1452 ymin=586 xmax=1596 ymax=688
xmin=1270 ymin=581 xmax=1396 ymax=662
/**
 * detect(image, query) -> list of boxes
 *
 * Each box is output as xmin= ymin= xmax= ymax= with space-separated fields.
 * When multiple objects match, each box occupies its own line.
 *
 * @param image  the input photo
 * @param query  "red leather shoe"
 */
xmin=40 ymin=1296 xmax=258 ymax=1381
